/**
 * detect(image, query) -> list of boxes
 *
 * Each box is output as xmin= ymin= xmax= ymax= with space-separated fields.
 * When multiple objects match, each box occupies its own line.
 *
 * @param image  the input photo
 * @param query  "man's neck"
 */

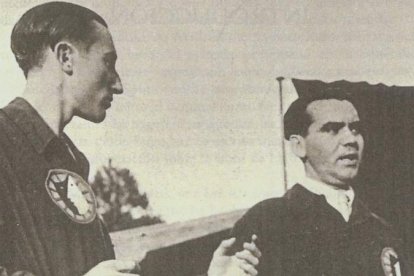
xmin=304 ymin=174 xmax=351 ymax=190
xmin=303 ymin=175 xmax=352 ymax=191
xmin=22 ymin=73 xmax=73 ymax=136
xmin=303 ymin=164 xmax=351 ymax=190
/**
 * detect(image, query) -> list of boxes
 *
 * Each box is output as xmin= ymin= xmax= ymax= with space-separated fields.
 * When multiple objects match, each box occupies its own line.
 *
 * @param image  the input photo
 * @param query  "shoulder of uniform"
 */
xmin=0 ymin=108 xmax=9 ymax=122
xmin=0 ymin=107 xmax=16 ymax=129
xmin=238 ymin=197 xmax=286 ymax=225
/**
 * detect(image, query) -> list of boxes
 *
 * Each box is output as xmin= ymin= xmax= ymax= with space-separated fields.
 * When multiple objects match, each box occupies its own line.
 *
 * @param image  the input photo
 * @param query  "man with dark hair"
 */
xmin=11 ymin=1 xmax=108 ymax=79
xmin=283 ymin=93 xmax=360 ymax=140
xmin=228 ymin=93 xmax=409 ymax=275
xmin=0 ymin=2 xmax=139 ymax=275
xmin=1 ymin=2 xmax=260 ymax=276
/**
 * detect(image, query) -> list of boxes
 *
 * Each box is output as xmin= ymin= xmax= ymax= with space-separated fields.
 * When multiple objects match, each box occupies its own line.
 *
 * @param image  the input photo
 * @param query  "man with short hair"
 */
xmin=228 ymin=93 xmax=408 ymax=275
xmin=0 ymin=2 xmax=138 ymax=275
xmin=1 ymin=2 xmax=259 ymax=276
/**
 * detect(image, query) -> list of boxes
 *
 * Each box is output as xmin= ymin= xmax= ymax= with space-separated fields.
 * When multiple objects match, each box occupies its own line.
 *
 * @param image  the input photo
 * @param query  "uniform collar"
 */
xmin=286 ymin=184 xmax=376 ymax=225
xmin=2 ymin=97 xmax=57 ymax=154
xmin=300 ymin=176 xmax=355 ymax=207
xmin=299 ymin=177 xmax=354 ymax=221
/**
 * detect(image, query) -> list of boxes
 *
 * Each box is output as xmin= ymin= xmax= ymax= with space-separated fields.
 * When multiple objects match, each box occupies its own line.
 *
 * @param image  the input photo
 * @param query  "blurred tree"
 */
xmin=91 ymin=159 xmax=163 ymax=231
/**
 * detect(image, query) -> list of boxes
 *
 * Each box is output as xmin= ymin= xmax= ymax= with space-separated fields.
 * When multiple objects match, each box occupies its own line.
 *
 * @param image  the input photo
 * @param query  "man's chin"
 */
xmin=92 ymin=114 xmax=106 ymax=123
xmin=79 ymin=112 xmax=106 ymax=123
xmin=336 ymin=171 xmax=358 ymax=184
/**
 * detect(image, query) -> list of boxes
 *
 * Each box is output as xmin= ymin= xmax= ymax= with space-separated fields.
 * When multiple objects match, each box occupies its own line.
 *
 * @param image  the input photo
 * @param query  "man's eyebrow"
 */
xmin=349 ymin=121 xmax=364 ymax=131
xmin=320 ymin=121 xmax=345 ymax=132
xmin=349 ymin=121 xmax=362 ymax=127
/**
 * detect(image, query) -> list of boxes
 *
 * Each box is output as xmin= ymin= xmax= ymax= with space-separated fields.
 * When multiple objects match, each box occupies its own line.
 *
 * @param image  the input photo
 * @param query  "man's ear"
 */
xmin=55 ymin=42 xmax=75 ymax=75
xmin=289 ymin=134 xmax=306 ymax=159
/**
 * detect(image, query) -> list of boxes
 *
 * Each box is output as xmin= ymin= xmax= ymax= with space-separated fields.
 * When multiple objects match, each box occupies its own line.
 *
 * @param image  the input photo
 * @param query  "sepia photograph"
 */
xmin=1 ymin=0 xmax=414 ymax=275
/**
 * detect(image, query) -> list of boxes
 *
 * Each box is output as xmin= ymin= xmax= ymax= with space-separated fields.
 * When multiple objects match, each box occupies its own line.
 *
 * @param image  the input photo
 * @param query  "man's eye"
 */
xmin=328 ymin=126 xmax=341 ymax=134
xmin=104 ymin=59 xmax=115 ymax=68
xmin=321 ymin=123 xmax=343 ymax=134
xmin=350 ymin=122 xmax=363 ymax=134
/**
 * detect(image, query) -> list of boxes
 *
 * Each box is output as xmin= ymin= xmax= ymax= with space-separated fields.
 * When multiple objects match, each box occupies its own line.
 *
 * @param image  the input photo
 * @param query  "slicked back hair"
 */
xmin=284 ymin=92 xmax=359 ymax=140
xmin=11 ymin=1 xmax=107 ymax=78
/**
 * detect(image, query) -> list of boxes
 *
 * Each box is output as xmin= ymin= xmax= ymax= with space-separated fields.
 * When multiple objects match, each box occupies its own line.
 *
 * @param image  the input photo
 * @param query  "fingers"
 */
xmin=235 ymin=234 xmax=261 ymax=260
xmin=381 ymin=247 xmax=399 ymax=276
xmin=382 ymin=257 xmax=392 ymax=266
xmin=388 ymin=248 xmax=398 ymax=258
xmin=382 ymin=265 xmax=393 ymax=276
xmin=243 ymin=240 xmax=262 ymax=259
xmin=381 ymin=247 xmax=398 ymax=265
xmin=235 ymin=259 xmax=258 ymax=276
xmin=215 ymin=237 xmax=236 ymax=256
xmin=234 ymin=234 xmax=261 ymax=275
xmin=251 ymin=234 xmax=258 ymax=242
xmin=235 ymin=250 xmax=259 ymax=266
xmin=100 ymin=259 xmax=137 ymax=272
xmin=211 ymin=235 xmax=260 ymax=275
xmin=115 ymin=260 xmax=138 ymax=272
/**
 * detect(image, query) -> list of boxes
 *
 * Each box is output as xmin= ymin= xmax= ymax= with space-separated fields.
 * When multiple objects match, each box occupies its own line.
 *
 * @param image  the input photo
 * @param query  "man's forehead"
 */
xmin=88 ymin=20 xmax=116 ymax=52
xmin=307 ymin=99 xmax=360 ymax=124
xmin=72 ymin=20 xmax=115 ymax=57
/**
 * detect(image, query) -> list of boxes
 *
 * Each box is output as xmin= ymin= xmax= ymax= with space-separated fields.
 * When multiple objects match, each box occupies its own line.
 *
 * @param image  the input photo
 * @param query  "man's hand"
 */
xmin=83 ymin=260 xmax=139 ymax=276
xmin=235 ymin=235 xmax=261 ymax=275
xmin=381 ymin=247 xmax=400 ymax=276
xmin=208 ymin=235 xmax=261 ymax=276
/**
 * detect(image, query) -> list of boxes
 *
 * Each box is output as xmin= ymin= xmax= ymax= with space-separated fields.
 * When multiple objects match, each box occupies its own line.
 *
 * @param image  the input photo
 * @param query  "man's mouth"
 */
xmin=338 ymin=153 xmax=359 ymax=166
xmin=102 ymin=98 xmax=113 ymax=108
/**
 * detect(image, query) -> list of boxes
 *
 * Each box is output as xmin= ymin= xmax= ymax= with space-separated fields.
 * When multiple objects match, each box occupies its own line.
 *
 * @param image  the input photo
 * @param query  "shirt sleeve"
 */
xmin=0 ymin=165 xmax=13 ymax=274
xmin=0 ymin=150 xmax=38 ymax=276
xmin=230 ymin=199 xmax=285 ymax=276
xmin=230 ymin=207 xmax=261 ymax=254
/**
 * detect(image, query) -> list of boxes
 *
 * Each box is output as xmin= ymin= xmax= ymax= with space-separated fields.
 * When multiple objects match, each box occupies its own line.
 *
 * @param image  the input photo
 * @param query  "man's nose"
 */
xmin=340 ymin=127 xmax=360 ymax=148
xmin=111 ymin=72 xmax=123 ymax=94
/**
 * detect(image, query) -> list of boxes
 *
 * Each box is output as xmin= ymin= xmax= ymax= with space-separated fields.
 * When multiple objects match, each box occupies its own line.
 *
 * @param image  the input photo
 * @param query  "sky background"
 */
xmin=1 ymin=0 xmax=414 ymax=222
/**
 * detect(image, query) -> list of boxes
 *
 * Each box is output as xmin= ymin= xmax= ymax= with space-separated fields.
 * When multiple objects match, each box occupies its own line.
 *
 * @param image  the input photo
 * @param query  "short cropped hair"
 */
xmin=11 ymin=1 xmax=107 ymax=78
xmin=284 ymin=92 xmax=358 ymax=139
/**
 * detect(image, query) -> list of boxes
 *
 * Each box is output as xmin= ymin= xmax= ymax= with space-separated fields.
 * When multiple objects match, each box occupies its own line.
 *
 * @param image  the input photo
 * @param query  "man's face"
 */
xmin=301 ymin=99 xmax=364 ymax=186
xmin=70 ymin=20 xmax=123 ymax=123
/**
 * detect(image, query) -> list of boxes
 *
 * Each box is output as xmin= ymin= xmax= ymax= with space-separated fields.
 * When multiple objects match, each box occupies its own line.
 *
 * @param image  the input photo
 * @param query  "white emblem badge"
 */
xmin=45 ymin=169 xmax=97 ymax=224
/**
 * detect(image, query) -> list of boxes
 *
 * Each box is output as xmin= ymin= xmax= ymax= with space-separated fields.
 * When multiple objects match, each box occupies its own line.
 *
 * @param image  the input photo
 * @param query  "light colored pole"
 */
xmin=276 ymin=77 xmax=288 ymax=192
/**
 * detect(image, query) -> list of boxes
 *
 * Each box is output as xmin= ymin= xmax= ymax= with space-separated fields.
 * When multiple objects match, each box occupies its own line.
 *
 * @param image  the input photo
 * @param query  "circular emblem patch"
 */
xmin=45 ymin=169 xmax=97 ymax=224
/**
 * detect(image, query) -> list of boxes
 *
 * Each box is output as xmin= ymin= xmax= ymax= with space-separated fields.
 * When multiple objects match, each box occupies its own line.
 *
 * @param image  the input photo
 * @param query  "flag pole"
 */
xmin=276 ymin=76 xmax=288 ymax=192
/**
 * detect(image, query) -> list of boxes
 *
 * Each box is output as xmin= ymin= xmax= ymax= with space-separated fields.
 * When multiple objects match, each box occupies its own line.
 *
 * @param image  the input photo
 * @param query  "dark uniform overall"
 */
xmin=232 ymin=184 xmax=409 ymax=276
xmin=0 ymin=98 xmax=114 ymax=276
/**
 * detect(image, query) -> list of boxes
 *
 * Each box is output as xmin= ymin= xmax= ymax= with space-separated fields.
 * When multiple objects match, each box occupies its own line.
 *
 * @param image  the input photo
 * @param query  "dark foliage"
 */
xmin=91 ymin=159 xmax=163 ymax=231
